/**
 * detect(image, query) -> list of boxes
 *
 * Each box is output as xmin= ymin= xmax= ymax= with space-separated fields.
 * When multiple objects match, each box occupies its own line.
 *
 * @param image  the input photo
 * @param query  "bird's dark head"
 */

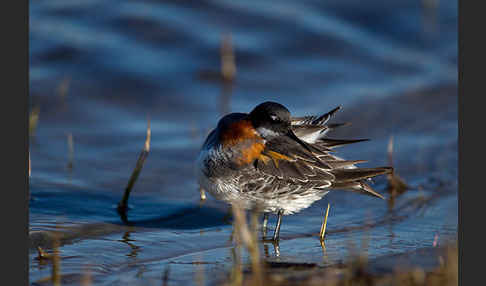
xmin=249 ymin=101 xmax=291 ymax=139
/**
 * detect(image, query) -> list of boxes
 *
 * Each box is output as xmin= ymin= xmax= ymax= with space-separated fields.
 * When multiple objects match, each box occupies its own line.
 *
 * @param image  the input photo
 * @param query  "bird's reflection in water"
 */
xmin=263 ymin=244 xmax=270 ymax=259
xmin=261 ymin=240 xmax=280 ymax=257
xmin=272 ymin=241 xmax=280 ymax=257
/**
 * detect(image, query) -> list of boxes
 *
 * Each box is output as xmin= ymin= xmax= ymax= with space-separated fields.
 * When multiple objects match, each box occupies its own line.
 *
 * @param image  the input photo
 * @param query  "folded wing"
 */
xmin=255 ymin=106 xmax=393 ymax=199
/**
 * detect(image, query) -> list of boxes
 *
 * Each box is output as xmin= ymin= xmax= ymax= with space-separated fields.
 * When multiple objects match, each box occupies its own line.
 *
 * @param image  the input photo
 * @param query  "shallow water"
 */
xmin=29 ymin=0 xmax=457 ymax=285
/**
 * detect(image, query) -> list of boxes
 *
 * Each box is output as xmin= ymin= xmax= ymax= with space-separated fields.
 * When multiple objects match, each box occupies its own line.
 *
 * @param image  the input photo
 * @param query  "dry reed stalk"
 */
xmin=36 ymin=246 xmax=50 ymax=260
xmin=52 ymin=232 xmax=61 ymax=286
xmin=386 ymin=136 xmax=409 ymax=205
xmin=219 ymin=34 xmax=235 ymax=116
xmin=67 ymin=133 xmax=74 ymax=170
xmin=199 ymin=188 xmax=207 ymax=201
xmin=231 ymin=204 xmax=264 ymax=286
xmin=221 ymin=34 xmax=236 ymax=82
xmin=80 ymin=265 xmax=92 ymax=286
xmin=387 ymin=135 xmax=394 ymax=166
xmin=117 ymin=118 xmax=151 ymax=221
xmin=57 ymin=77 xmax=71 ymax=98
xmin=29 ymin=107 xmax=40 ymax=136
xmin=194 ymin=254 xmax=205 ymax=286
xmin=229 ymin=246 xmax=243 ymax=286
xmin=162 ymin=265 xmax=170 ymax=286
xmin=319 ymin=203 xmax=331 ymax=241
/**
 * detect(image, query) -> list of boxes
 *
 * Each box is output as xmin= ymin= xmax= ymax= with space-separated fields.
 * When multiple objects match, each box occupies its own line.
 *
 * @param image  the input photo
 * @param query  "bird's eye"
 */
xmin=270 ymin=115 xmax=278 ymax=121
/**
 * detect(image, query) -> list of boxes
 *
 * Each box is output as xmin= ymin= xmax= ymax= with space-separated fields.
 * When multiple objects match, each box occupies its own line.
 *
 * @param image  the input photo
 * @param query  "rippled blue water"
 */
xmin=29 ymin=0 xmax=457 ymax=285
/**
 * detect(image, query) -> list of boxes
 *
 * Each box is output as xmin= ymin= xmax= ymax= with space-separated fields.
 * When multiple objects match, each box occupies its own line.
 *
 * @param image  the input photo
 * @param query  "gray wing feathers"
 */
xmin=248 ymin=106 xmax=392 ymax=199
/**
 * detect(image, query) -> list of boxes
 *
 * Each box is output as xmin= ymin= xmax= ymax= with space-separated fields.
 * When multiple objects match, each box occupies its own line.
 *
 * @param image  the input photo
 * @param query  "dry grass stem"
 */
xmin=386 ymin=136 xmax=409 ymax=206
xmin=36 ymin=246 xmax=50 ymax=260
xmin=57 ymin=77 xmax=71 ymax=98
xmin=29 ymin=106 xmax=40 ymax=136
xmin=433 ymin=233 xmax=439 ymax=247
xmin=199 ymin=188 xmax=207 ymax=201
xmin=80 ymin=265 xmax=92 ymax=286
xmin=195 ymin=254 xmax=205 ymax=286
xmin=117 ymin=118 xmax=151 ymax=220
xmin=319 ymin=203 xmax=331 ymax=241
xmin=162 ymin=265 xmax=170 ymax=286
xmin=231 ymin=204 xmax=264 ymax=286
xmin=387 ymin=135 xmax=394 ymax=166
xmin=52 ymin=233 xmax=61 ymax=286
xmin=219 ymin=33 xmax=235 ymax=115
xmin=229 ymin=246 xmax=243 ymax=286
xmin=67 ymin=133 xmax=74 ymax=170
xmin=221 ymin=34 xmax=236 ymax=82
xmin=320 ymin=239 xmax=327 ymax=252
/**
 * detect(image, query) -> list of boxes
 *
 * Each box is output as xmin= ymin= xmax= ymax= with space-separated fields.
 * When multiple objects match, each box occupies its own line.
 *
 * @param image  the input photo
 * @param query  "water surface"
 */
xmin=29 ymin=0 xmax=457 ymax=285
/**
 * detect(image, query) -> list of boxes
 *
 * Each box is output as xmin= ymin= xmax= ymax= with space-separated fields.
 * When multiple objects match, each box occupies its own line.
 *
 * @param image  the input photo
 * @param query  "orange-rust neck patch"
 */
xmin=237 ymin=141 xmax=265 ymax=165
xmin=219 ymin=119 xmax=265 ymax=166
xmin=220 ymin=119 xmax=260 ymax=147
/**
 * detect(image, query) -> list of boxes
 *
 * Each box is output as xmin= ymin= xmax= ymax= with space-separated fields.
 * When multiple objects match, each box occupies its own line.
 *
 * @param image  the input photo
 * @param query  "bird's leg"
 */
xmin=272 ymin=209 xmax=283 ymax=241
xmin=262 ymin=213 xmax=269 ymax=234
xmin=272 ymin=241 xmax=280 ymax=257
